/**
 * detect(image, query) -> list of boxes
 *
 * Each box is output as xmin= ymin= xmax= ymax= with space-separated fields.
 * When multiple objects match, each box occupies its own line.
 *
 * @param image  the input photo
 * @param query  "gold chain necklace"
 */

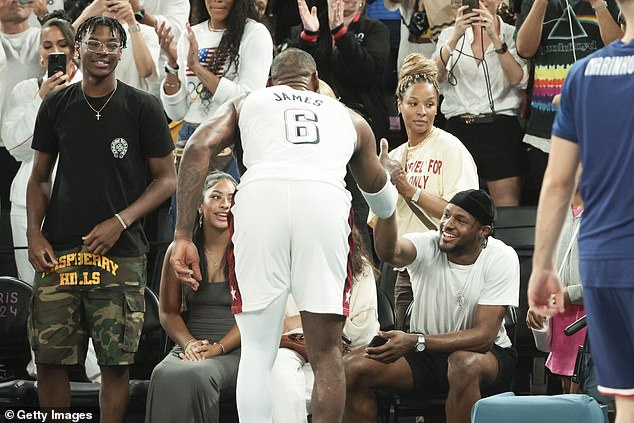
xmin=82 ymin=83 xmax=117 ymax=121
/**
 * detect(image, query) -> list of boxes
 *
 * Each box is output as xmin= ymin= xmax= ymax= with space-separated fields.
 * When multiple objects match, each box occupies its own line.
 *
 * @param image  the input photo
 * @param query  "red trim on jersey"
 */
xmin=227 ymin=193 xmax=243 ymax=314
xmin=342 ymin=208 xmax=354 ymax=317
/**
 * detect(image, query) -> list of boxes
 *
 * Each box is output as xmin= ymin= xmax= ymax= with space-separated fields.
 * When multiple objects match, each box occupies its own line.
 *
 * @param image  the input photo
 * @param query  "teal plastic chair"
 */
xmin=471 ymin=392 xmax=608 ymax=423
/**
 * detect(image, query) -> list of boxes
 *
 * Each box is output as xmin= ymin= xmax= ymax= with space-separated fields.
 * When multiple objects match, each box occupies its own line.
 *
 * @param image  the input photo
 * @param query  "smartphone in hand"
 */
xmin=48 ymin=53 xmax=66 ymax=78
xmin=462 ymin=0 xmax=479 ymax=14
xmin=367 ymin=335 xmax=388 ymax=349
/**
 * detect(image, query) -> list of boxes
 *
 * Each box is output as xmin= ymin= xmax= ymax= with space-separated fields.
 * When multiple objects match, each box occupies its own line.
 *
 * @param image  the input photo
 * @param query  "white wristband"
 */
xmin=359 ymin=171 xmax=398 ymax=219
xmin=114 ymin=213 xmax=128 ymax=230
xmin=410 ymin=187 xmax=422 ymax=203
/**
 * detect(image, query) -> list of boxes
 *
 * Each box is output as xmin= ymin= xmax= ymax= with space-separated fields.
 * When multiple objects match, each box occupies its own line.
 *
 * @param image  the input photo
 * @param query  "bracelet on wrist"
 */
xmin=165 ymin=62 xmax=179 ymax=75
xmin=183 ymin=338 xmax=197 ymax=350
xmin=304 ymin=28 xmax=319 ymax=36
xmin=214 ymin=342 xmax=225 ymax=355
xmin=114 ymin=213 xmax=128 ymax=230
xmin=410 ymin=187 xmax=422 ymax=203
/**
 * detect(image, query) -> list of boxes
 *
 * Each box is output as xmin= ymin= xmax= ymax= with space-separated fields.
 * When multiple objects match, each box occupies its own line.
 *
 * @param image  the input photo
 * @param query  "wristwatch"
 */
xmin=494 ymin=42 xmax=508 ymax=55
xmin=414 ymin=334 xmax=426 ymax=352
xmin=134 ymin=8 xmax=145 ymax=22
xmin=410 ymin=187 xmax=422 ymax=203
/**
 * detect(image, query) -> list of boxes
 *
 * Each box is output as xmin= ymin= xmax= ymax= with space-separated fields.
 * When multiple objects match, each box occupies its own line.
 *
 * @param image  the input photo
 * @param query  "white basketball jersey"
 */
xmin=237 ymin=85 xmax=358 ymax=190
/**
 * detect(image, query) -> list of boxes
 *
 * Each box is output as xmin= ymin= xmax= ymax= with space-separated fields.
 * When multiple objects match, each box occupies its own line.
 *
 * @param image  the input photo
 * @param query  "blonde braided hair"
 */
xmin=396 ymin=53 xmax=440 ymax=100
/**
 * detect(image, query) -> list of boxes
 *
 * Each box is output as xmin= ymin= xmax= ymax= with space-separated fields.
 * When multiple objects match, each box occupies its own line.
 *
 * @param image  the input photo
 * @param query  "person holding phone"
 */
xmin=2 ymin=10 xmax=80 ymax=286
xmin=433 ymin=0 xmax=528 ymax=207
xmin=0 ymin=0 xmax=41 ymax=213
xmin=345 ymin=188 xmax=519 ymax=423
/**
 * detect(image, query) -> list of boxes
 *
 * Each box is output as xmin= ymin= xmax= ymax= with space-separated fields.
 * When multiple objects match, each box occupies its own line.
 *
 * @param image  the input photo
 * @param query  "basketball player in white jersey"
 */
xmin=170 ymin=48 xmax=398 ymax=423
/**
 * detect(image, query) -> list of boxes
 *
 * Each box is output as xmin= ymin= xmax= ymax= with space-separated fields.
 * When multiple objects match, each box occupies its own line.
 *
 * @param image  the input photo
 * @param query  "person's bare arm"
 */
xmin=373 ymin=213 xmax=417 ymax=268
xmin=170 ymin=100 xmax=239 ymax=288
xmin=528 ymin=136 xmax=579 ymax=315
xmin=371 ymin=139 xmax=417 ymax=268
xmin=184 ymin=22 xmax=221 ymax=95
xmin=159 ymin=244 xmax=194 ymax=348
xmin=26 ymin=151 xmax=58 ymax=272
xmin=435 ymin=7 xmax=476 ymax=83
xmin=476 ymin=7 xmax=524 ymax=86
xmin=347 ymin=110 xmax=388 ymax=194
xmin=589 ymin=0 xmax=623 ymax=44
xmin=366 ymin=305 xmax=507 ymax=362
xmin=515 ymin=0 xmax=548 ymax=58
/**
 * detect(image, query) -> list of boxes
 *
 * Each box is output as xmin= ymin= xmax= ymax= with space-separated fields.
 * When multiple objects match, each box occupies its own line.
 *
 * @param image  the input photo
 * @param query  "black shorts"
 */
xmin=446 ymin=115 xmax=528 ymax=181
xmin=403 ymin=344 xmax=517 ymax=397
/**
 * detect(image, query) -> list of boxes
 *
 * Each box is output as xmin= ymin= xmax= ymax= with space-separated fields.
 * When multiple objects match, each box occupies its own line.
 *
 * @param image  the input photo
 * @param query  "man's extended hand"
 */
xmin=379 ymin=139 xmax=403 ymax=182
xmin=170 ymin=238 xmax=202 ymax=290
xmin=527 ymin=267 xmax=565 ymax=317
xmin=364 ymin=330 xmax=416 ymax=363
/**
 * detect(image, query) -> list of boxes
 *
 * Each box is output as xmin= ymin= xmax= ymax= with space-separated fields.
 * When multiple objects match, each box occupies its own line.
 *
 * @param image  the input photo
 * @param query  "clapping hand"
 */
xmin=185 ymin=22 xmax=201 ymax=72
xmin=155 ymin=21 xmax=178 ymax=66
xmin=106 ymin=0 xmax=135 ymax=25
xmin=298 ymin=0 xmax=319 ymax=32
xmin=327 ymin=0 xmax=344 ymax=30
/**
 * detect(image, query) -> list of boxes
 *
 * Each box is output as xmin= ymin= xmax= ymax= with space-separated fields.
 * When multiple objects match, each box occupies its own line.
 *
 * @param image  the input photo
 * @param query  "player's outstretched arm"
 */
xmin=347 ymin=109 xmax=398 ymax=220
xmin=347 ymin=110 xmax=385 ymax=193
xmin=172 ymin=99 xmax=239 ymax=288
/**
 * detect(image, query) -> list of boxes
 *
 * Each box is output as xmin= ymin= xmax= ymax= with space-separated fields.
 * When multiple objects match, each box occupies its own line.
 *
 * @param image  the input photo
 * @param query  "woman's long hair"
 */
xmin=40 ymin=10 xmax=79 ymax=66
xmin=193 ymin=0 xmax=260 ymax=73
xmin=192 ymin=171 xmax=238 ymax=282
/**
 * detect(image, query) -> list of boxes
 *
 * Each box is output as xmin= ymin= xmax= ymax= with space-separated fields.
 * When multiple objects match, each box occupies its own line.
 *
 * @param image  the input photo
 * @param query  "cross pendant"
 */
xmin=96 ymin=112 xmax=101 ymax=120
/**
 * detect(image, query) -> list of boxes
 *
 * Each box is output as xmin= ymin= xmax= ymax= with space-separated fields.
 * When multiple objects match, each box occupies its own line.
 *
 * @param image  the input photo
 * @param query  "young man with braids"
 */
xmin=170 ymin=48 xmax=398 ymax=423
xmin=346 ymin=188 xmax=519 ymax=423
xmin=27 ymin=16 xmax=175 ymax=422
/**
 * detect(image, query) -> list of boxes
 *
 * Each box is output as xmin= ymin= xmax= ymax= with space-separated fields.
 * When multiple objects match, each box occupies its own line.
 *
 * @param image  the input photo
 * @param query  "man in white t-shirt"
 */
xmin=345 ymin=189 xmax=519 ymax=423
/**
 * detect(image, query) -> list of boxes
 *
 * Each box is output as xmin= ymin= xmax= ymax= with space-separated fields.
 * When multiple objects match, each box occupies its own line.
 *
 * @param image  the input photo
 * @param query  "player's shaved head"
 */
xmin=271 ymin=48 xmax=317 ymax=84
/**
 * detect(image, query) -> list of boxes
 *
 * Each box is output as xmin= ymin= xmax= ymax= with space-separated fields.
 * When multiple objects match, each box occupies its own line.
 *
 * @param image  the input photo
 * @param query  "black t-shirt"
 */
xmin=32 ymin=81 xmax=174 ymax=256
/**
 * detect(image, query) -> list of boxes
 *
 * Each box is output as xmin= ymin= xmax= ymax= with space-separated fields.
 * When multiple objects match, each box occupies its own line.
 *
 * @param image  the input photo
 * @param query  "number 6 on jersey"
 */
xmin=284 ymin=109 xmax=320 ymax=144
